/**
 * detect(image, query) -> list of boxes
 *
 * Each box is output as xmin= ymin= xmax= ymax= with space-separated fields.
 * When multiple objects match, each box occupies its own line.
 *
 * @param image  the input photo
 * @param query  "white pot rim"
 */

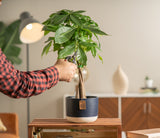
xmin=66 ymin=116 xmax=98 ymax=123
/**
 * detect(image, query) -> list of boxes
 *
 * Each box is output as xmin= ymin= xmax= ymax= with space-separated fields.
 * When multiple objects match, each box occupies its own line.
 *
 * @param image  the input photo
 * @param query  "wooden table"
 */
xmin=28 ymin=118 xmax=122 ymax=138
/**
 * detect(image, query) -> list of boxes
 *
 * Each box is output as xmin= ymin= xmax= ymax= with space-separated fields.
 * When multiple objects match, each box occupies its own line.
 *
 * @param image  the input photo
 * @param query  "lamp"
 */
xmin=19 ymin=12 xmax=44 ymax=125
xmin=19 ymin=12 xmax=44 ymax=44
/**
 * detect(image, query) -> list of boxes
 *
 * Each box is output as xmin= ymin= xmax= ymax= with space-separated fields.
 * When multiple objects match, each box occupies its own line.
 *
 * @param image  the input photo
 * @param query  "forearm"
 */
xmin=0 ymin=66 xmax=59 ymax=98
xmin=0 ymin=48 xmax=59 ymax=98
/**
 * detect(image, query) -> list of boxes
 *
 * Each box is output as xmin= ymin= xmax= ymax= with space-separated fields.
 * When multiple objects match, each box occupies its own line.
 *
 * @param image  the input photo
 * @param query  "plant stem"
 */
xmin=75 ymin=84 xmax=79 ymax=99
xmin=78 ymin=68 xmax=86 ymax=99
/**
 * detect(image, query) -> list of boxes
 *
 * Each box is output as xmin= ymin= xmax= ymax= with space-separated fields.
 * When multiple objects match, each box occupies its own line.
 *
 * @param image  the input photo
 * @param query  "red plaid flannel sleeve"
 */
xmin=0 ymin=49 xmax=59 ymax=98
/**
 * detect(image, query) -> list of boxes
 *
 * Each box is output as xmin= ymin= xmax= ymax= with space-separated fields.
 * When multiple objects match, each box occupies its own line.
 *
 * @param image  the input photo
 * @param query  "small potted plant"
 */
xmin=42 ymin=9 xmax=107 ymax=123
xmin=145 ymin=76 xmax=153 ymax=88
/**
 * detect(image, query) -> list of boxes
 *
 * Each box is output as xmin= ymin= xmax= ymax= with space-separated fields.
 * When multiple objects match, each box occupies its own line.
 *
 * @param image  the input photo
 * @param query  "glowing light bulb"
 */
xmin=26 ymin=24 xmax=32 ymax=30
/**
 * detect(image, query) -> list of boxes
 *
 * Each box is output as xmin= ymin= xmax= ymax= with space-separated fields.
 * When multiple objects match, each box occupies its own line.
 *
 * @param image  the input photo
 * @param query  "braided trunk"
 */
xmin=75 ymin=68 xmax=86 ymax=99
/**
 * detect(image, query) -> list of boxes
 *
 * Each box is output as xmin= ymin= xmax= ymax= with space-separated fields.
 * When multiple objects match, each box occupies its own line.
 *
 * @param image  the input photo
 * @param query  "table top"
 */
xmin=28 ymin=118 xmax=121 ymax=128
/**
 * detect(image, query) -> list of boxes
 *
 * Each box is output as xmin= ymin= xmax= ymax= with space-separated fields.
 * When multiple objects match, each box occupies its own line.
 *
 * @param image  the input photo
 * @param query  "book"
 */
xmin=139 ymin=87 xmax=159 ymax=94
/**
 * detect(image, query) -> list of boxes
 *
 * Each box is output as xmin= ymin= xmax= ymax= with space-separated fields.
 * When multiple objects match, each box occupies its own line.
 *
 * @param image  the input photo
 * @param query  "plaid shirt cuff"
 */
xmin=46 ymin=66 xmax=59 ymax=89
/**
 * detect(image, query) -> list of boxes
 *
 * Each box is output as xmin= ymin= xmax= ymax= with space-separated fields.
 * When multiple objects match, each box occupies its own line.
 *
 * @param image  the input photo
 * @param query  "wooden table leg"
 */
xmin=28 ymin=126 xmax=33 ymax=138
xmin=117 ymin=126 xmax=122 ymax=138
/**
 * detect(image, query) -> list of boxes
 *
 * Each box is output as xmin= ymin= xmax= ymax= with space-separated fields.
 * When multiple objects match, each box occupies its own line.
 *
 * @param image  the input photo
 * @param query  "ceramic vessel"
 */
xmin=112 ymin=65 xmax=129 ymax=95
xmin=66 ymin=96 xmax=98 ymax=123
xmin=145 ymin=79 xmax=153 ymax=88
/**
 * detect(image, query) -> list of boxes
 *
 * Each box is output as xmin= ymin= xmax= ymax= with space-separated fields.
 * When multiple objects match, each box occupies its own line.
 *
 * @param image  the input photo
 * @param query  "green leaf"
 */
xmin=55 ymin=26 xmax=75 ymax=44
xmin=5 ymin=20 xmax=21 ymax=44
xmin=42 ymin=25 xmax=58 ymax=32
xmin=70 ymin=14 xmax=81 ymax=26
xmin=94 ymin=33 xmax=101 ymax=48
xmin=0 ymin=22 xmax=5 ymax=36
xmin=83 ymin=26 xmax=108 ymax=35
xmin=53 ymin=43 xmax=61 ymax=51
xmin=45 ymin=37 xmax=54 ymax=43
xmin=73 ymin=10 xmax=86 ymax=14
xmin=0 ymin=37 xmax=5 ymax=49
xmin=79 ymin=28 xmax=92 ymax=38
xmin=91 ymin=46 xmax=97 ymax=57
xmin=78 ymin=15 xmax=91 ymax=22
xmin=41 ymin=41 xmax=52 ymax=56
xmin=44 ymin=31 xmax=50 ymax=36
xmin=5 ymin=46 xmax=21 ymax=57
xmin=79 ymin=35 xmax=89 ymax=42
xmin=58 ymin=43 xmax=75 ymax=59
xmin=98 ymin=54 xmax=103 ymax=63
xmin=3 ymin=26 xmax=18 ymax=53
xmin=51 ymin=15 xmax=68 ymax=25
xmin=95 ymin=45 xmax=101 ymax=51
xmin=0 ymin=20 xmax=22 ymax=65
xmin=42 ymin=19 xmax=50 ymax=25
xmin=7 ymin=56 xmax=22 ymax=65
xmin=49 ymin=13 xmax=56 ymax=18
xmin=55 ymin=9 xmax=70 ymax=16
xmin=80 ymin=41 xmax=96 ymax=47
xmin=77 ymin=46 xmax=87 ymax=66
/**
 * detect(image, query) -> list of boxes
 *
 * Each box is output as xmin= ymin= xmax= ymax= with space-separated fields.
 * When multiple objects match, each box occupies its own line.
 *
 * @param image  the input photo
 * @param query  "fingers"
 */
xmin=55 ymin=58 xmax=78 ymax=82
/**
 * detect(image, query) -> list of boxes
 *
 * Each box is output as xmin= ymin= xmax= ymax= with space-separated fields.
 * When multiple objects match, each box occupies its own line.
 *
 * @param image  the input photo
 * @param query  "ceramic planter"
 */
xmin=66 ymin=96 xmax=98 ymax=123
xmin=145 ymin=79 xmax=153 ymax=88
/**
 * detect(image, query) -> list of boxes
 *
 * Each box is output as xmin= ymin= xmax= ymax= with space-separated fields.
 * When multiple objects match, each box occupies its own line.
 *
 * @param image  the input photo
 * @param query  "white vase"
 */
xmin=145 ymin=79 xmax=153 ymax=88
xmin=112 ymin=65 xmax=129 ymax=95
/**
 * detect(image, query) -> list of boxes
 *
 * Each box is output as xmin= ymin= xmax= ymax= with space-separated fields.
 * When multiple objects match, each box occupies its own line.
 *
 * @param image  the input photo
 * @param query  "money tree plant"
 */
xmin=42 ymin=9 xmax=107 ymax=99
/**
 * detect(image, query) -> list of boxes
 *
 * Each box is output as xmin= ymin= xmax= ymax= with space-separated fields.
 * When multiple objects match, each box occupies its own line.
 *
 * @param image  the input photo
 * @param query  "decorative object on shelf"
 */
xmin=42 ymin=9 xmax=107 ymax=123
xmin=145 ymin=76 xmax=153 ymax=88
xmin=19 ymin=11 xmax=44 ymax=125
xmin=112 ymin=65 xmax=129 ymax=95
xmin=0 ymin=20 xmax=22 ymax=64
xmin=139 ymin=87 xmax=159 ymax=94
xmin=139 ymin=76 xmax=159 ymax=94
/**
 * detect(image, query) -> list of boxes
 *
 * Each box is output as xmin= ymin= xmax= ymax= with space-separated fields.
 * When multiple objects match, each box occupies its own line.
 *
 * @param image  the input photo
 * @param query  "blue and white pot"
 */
xmin=66 ymin=96 xmax=98 ymax=123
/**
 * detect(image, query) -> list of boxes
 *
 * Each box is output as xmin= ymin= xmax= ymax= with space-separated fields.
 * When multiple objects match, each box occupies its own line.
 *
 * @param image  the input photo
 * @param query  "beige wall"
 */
xmin=1 ymin=0 xmax=160 ymax=137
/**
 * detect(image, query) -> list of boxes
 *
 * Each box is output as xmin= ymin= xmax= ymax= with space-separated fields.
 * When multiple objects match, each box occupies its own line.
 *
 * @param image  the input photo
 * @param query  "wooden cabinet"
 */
xmin=122 ymin=97 xmax=160 ymax=131
xmin=148 ymin=98 xmax=160 ymax=128
xmin=98 ymin=98 xmax=118 ymax=118
xmin=122 ymin=98 xmax=148 ymax=131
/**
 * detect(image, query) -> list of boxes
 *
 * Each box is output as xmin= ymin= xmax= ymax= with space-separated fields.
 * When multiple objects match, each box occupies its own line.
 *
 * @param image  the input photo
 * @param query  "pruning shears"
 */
xmin=65 ymin=51 xmax=77 ymax=65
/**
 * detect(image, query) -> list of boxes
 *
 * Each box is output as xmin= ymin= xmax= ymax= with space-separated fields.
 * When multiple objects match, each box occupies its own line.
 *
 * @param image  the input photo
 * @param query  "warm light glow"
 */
xmin=26 ymin=24 xmax=32 ymax=30
xmin=20 ymin=23 xmax=44 ymax=44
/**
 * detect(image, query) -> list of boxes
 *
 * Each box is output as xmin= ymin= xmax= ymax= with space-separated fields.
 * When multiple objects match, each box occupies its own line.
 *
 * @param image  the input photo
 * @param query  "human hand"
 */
xmin=54 ymin=59 xmax=77 ymax=82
